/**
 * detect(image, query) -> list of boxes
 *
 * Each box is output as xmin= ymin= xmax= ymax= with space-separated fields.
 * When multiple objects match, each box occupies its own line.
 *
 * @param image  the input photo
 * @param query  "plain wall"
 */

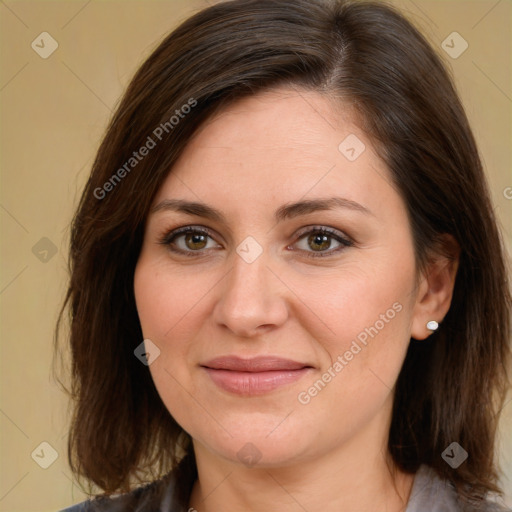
xmin=0 ymin=1 xmax=510 ymax=510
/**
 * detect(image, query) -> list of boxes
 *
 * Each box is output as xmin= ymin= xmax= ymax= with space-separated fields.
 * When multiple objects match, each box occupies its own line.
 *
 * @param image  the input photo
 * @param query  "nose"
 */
xmin=212 ymin=250 xmax=289 ymax=338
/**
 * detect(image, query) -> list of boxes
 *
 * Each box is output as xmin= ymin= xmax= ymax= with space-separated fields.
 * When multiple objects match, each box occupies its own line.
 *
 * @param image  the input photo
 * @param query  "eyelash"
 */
xmin=157 ymin=225 xmax=354 ymax=259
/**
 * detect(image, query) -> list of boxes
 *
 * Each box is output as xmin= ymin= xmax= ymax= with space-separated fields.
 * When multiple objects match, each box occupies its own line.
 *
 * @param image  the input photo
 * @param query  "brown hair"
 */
xmin=56 ymin=0 xmax=511 ymax=507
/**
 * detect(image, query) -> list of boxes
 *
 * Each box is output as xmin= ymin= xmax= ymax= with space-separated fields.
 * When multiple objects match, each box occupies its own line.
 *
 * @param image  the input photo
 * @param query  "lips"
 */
xmin=201 ymin=356 xmax=313 ymax=395
xmin=203 ymin=356 xmax=309 ymax=372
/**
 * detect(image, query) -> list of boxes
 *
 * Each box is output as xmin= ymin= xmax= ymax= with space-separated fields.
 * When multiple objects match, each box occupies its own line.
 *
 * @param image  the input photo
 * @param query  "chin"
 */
xmin=190 ymin=414 xmax=315 ymax=469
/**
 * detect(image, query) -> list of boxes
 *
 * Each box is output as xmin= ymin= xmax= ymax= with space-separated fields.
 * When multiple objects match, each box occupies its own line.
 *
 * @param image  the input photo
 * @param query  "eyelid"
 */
xmin=158 ymin=225 xmax=217 ymax=243
xmin=293 ymin=224 xmax=350 ymax=241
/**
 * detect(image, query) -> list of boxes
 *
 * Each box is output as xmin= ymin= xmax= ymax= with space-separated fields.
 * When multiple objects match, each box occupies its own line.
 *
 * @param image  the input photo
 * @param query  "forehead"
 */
xmin=152 ymin=88 xmax=394 ymax=212
xmin=180 ymin=88 xmax=351 ymax=166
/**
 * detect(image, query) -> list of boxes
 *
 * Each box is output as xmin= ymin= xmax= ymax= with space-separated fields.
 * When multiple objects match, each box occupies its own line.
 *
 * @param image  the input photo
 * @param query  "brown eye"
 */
xmin=184 ymin=232 xmax=208 ymax=250
xmin=292 ymin=227 xmax=353 ymax=258
xmin=160 ymin=226 xmax=221 ymax=255
xmin=307 ymin=233 xmax=332 ymax=252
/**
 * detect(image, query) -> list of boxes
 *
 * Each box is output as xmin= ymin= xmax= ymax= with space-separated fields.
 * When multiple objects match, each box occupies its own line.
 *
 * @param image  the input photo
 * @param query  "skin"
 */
xmin=134 ymin=88 xmax=459 ymax=512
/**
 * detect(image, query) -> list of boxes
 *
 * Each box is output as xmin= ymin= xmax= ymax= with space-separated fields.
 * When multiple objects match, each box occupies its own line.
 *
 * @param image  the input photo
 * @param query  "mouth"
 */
xmin=200 ymin=356 xmax=313 ymax=396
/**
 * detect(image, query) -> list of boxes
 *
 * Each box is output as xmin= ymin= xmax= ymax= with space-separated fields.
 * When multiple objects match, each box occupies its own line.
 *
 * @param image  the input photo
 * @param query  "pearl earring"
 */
xmin=426 ymin=320 xmax=439 ymax=331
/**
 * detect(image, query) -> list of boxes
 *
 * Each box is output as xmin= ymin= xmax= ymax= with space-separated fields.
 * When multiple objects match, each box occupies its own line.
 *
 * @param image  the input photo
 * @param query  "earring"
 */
xmin=426 ymin=320 xmax=439 ymax=331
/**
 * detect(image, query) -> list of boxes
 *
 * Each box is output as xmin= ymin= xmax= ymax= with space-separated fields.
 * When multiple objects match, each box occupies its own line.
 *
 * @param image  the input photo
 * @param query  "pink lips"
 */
xmin=201 ymin=356 xmax=312 ymax=395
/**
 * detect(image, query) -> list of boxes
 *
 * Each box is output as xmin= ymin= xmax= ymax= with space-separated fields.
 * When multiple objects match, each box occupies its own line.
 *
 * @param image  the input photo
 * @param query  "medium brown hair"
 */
xmin=56 ymin=0 xmax=511 ymax=507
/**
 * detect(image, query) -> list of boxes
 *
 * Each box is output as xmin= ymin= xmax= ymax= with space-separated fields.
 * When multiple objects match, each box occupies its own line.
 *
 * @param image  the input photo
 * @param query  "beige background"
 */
xmin=0 ymin=0 xmax=511 ymax=510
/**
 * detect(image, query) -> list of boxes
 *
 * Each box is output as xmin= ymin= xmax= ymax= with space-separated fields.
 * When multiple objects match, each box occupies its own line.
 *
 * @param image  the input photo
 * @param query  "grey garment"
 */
xmin=405 ymin=465 xmax=511 ymax=512
xmin=59 ymin=471 xmax=183 ymax=512
xmin=61 ymin=465 xmax=511 ymax=512
xmin=405 ymin=465 xmax=462 ymax=512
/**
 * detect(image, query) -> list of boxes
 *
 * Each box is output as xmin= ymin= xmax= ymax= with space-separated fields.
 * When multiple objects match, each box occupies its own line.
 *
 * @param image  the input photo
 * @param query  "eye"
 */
xmin=291 ymin=226 xmax=353 ymax=258
xmin=159 ymin=226 xmax=222 ymax=256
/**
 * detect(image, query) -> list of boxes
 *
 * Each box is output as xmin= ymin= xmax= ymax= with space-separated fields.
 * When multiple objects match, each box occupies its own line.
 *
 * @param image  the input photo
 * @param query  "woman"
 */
xmin=57 ymin=0 xmax=511 ymax=510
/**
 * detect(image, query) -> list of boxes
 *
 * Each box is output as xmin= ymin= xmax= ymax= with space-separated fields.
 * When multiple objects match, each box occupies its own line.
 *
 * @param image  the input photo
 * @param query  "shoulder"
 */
xmin=59 ymin=489 xmax=150 ymax=512
xmin=406 ymin=465 xmax=511 ymax=512
xmin=59 ymin=472 xmax=184 ymax=512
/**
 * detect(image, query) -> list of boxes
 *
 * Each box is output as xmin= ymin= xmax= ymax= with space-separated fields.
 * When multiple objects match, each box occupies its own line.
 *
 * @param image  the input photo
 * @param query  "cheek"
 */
xmin=134 ymin=254 xmax=211 ymax=341
xmin=295 ymin=254 xmax=415 ymax=360
xmin=133 ymin=253 xmax=219 ymax=422
xmin=134 ymin=257 xmax=198 ymax=433
xmin=291 ymin=311 xmax=410 ymax=448
xmin=292 ymin=252 xmax=415 ymax=415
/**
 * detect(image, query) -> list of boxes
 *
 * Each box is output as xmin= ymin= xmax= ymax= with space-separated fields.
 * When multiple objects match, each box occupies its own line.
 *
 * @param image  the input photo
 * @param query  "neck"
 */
xmin=188 ymin=414 xmax=414 ymax=512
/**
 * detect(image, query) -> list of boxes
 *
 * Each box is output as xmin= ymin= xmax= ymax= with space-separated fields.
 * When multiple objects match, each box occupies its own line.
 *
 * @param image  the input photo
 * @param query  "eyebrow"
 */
xmin=275 ymin=197 xmax=373 ymax=222
xmin=151 ymin=199 xmax=226 ymax=223
xmin=150 ymin=197 xmax=373 ymax=223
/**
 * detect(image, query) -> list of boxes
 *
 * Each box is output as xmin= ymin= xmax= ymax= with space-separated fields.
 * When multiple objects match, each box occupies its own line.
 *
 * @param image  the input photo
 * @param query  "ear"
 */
xmin=410 ymin=235 xmax=460 ymax=340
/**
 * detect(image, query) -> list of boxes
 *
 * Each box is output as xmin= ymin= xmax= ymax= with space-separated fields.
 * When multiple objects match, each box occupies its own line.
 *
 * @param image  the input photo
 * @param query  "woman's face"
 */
xmin=134 ymin=88 xmax=422 ymax=468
